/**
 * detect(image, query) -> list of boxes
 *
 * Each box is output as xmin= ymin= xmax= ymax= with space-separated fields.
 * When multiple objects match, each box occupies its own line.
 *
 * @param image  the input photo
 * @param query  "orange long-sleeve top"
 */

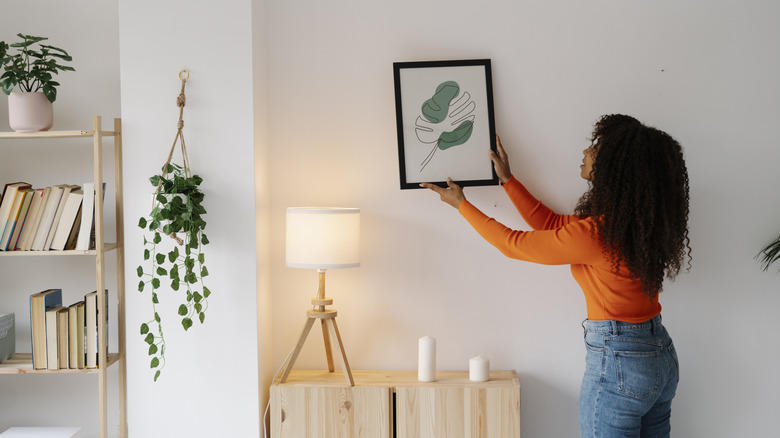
xmin=459 ymin=176 xmax=660 ymax=323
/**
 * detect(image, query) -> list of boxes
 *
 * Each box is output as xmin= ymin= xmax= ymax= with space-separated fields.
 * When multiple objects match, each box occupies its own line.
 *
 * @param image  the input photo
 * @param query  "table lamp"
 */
xmin=280 ymin=207 xmax=360 ymax=386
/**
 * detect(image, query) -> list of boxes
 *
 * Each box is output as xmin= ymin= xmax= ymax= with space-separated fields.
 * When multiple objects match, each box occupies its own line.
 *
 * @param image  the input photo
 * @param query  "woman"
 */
xmin=421 ymin=114 xmax=690 ymax=438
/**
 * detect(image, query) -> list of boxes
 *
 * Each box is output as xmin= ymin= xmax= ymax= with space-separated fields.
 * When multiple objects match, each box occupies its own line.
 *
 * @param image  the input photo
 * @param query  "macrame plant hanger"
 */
xmin=155 ymin=69 xmax=192 ymax=245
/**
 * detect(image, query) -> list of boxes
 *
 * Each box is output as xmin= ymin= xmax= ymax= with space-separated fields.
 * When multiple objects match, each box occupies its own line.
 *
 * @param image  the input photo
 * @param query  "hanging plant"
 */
xmin=757 ymin=234 xmax=780 ymax=272
xmin=136 ymin=70 xmax=211 ymax=381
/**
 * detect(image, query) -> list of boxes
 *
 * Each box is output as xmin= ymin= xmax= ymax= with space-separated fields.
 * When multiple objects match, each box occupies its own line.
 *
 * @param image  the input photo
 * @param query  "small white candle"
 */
xmin=469 ymin=354 xmax=490 ymax=382
xmin=418 ymin=336 xmax=436 ymax=382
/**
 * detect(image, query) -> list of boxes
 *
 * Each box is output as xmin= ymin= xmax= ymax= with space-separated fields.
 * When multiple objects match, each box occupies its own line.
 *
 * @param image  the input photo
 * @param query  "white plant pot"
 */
xmin=152 ymin=193 xmax=188 ymax=245
xmin=8 ymin=91 xmax=54 ymax=132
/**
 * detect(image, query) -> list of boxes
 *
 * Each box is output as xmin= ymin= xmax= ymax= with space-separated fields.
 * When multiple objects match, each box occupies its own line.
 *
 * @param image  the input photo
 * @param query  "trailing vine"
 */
xmin=135 ymin=70 xmax=213 ymax=381
xmin=137 ymin=163 xmax=211 ymax=381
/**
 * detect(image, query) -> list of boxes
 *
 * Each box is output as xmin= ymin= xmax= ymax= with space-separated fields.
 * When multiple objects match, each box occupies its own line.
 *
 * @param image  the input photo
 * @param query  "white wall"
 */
xmin=2 ymin=1 xmax=265 ymax=435
xmin=118 ymin=0 xmax=260 ymax=437
xmin=0 ymin=1 xmax=123 ymax=436
xmin=266 ymin=1 xmax=780 ymax=437
xmin=2 ymin=0 xmax=264 ymax=436
xmin=3 ymin=0 xmax=780 ymax=437
xmin=252 ymin=0 xmax=274 ymax=434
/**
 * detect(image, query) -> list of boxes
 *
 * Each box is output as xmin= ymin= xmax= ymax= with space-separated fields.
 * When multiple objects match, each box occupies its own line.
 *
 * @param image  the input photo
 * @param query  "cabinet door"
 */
xmin=271 ymin=385 xmax=391 ymax=438
xmin=396 ymin=386 xmax=520 ymax=438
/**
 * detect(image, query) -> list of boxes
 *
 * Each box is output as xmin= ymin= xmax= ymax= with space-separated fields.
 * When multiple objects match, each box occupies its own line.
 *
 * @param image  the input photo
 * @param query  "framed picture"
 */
xmin=393 ymin=59 xmax=497 ymax=190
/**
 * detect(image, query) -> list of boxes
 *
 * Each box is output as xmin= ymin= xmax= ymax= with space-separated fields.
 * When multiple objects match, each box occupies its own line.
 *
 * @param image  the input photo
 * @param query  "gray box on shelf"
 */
xmin=0 ymin=312 xmax=15 ymax=362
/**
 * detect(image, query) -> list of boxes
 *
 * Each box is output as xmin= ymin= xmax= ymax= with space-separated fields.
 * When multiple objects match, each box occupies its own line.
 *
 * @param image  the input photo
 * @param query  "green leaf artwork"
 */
xmin=415 ymin=80 xmax=475 ymax=171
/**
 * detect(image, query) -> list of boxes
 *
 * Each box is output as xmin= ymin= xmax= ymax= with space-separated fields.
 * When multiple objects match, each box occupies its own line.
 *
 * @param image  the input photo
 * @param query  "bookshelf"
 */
xmin=0 ymin=117 xmax=127 ymax=438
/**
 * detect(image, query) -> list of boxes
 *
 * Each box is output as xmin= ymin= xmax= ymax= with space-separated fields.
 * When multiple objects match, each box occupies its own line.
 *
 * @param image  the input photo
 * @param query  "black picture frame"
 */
xmin=393 ymin=59 xmax=498 ymax=190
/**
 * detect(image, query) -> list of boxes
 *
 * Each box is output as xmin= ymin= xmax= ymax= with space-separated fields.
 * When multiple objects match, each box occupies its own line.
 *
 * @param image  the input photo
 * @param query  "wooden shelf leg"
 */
xmin=321 ymin=319 xmax=335 ymax=373
xmin=280 ymin=317 xmax=316 ymax=383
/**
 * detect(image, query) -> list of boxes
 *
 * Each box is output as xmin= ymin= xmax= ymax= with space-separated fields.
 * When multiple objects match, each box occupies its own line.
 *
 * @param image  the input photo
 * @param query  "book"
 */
xmin=4 ymin=188 xmax=33 ymax=250
xmin=50 ymin=189 xmax=83 ymax=251
xmin=8 ymin=189 xmax=35 ymax=250
xmin=0 ymin=182 xmax=31 ymax=225
xmin=0 ymin=182 xmax=32 ymax=250
xmin=85 ymin=289 xmax=108 ymax=369
xmin=44 ymin=184 xmax=80 ymax=251
xmin=0 ymin=182 xmax=14 ymax=204
xmin=8 ymin=189 xmax=36 ymax=251
xmin=0 ymin=189 xmax=27 ymax=250
xmin=68 ymin=301 xmax=86 ymax=369
xmin=45 ymin=306 xmax=64 ymax=370
xmin=31 ymin=186 xmax=64 ymax=251
xmin=75 ymin=182 xmax=95 ymax=251
xmin=18 ymin=187 xmax=47 ymax=251
xmin=29 ymin=289 xmax=62 ymax=369
xmin=64 ymin=203 xmax=82 ymax=251
xmin=56 ymin=307 xmax=69 ymax=369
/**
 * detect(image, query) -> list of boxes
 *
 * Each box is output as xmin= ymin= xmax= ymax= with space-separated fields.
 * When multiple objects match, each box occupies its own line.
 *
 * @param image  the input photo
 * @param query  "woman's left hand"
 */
xmin=420 ymin=177 xmax=466 ymax=209
xmin=490 ymin=134 xmax=513 ymax=184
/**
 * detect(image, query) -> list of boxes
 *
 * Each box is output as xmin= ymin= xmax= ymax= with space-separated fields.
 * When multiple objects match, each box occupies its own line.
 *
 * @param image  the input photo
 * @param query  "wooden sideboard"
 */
xmin=270 ymin=369 xmax=521 ymax=437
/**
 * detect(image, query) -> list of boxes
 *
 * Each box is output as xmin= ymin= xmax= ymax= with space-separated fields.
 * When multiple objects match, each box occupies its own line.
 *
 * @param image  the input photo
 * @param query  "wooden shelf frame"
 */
xmin=0 ymin=353 xmax=121 ymax=375
xmin=0 ymin=129 xmax=119 ymax=139
xmin=0 ymin=243 xmax=120 ymax=256
xmin=0 ymin=117 xmax=127 ymax=438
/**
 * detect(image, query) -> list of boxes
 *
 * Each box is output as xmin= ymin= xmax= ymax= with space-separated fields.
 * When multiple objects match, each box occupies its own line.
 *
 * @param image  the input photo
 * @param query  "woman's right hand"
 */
xmin=490 ymin=134 xmax=513 ymax=184
xmin=420 ymin=177 xmax=466 ymax=209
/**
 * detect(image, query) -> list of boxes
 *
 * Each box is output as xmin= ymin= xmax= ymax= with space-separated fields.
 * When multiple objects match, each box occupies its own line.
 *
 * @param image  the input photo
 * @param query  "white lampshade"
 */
xmin=286 ymin=207 xmax=360 ymax=269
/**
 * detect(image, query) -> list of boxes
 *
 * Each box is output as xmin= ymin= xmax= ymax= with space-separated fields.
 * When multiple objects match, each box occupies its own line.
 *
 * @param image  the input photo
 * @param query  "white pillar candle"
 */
xmin=418 ymin=336 xmax=436 ymax=382
xmin=469 ymin=354 xmax=490 ymax=382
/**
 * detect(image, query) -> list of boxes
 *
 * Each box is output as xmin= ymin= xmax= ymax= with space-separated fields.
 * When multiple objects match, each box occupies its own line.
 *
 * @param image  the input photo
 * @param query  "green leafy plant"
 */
xmin=0 ymin=34 xmax=75 ymax=103
xmin=757 ymin=235 xmax=780 ymax=272
xmin=137 ymin=163 xmax=211 ymax=381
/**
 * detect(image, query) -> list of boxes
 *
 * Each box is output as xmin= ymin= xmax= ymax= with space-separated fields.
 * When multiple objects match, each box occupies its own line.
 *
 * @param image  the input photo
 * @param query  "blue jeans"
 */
xmin=579 ymin=315 xmax=679 ymax=438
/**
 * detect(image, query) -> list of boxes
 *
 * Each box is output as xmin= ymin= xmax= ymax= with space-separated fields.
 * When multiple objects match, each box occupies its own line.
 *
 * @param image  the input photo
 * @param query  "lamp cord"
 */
xmin=263 ymin=282 xmax=323 ymax=437
xmin=263 ymin=347 xmax=295 ymax=438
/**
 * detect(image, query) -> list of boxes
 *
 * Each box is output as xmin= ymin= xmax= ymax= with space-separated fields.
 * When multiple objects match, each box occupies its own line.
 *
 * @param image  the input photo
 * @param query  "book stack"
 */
xmin=0 ymin=181 xmax=102 ymax=252
xmin=29 ymin=289 xmax=108 ymax=370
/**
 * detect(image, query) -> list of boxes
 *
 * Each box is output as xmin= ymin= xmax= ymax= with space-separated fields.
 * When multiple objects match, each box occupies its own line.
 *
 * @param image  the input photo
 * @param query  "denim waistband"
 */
xmin=582 ymin=314 xmax=662 ymax=335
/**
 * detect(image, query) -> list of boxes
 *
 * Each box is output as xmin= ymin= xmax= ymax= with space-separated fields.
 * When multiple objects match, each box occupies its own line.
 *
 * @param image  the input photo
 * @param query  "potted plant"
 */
xmin=0 ymin=33 xmax=75 ymax=132
xmin=137 ymin=162 xmax=212 ymax=381
xmin=757 ymin=234 xmax=780 ymax=272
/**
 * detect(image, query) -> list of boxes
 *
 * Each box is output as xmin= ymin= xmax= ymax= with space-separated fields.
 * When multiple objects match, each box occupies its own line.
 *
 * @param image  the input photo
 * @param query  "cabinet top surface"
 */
xmin=273 ymin=370 xmax=520 ymax=388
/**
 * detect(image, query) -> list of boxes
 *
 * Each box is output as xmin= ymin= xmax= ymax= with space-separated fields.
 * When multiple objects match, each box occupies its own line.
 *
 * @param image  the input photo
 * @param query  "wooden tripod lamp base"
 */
xmin=280 ymin=270 xmax=354 ymax=386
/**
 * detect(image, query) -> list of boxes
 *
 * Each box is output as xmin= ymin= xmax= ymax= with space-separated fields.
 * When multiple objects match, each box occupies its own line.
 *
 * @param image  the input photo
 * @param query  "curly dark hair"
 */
xmin=575 ymin=114 xmax=691 ymax=298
